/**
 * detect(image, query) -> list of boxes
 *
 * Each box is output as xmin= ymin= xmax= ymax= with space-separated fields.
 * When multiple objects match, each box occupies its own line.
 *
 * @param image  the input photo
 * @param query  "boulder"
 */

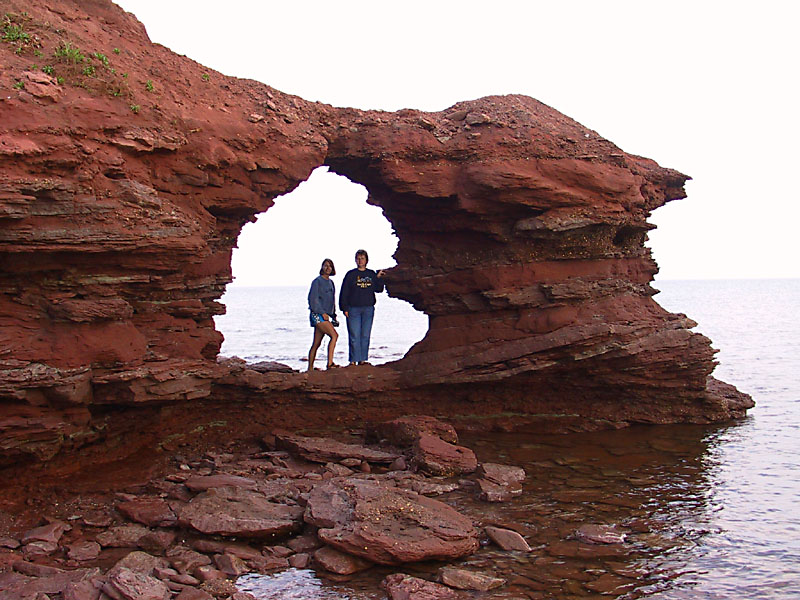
xmin=485 ymin=526 xmax=531 ymax=551
xmin=213 ymin=553 xmax=249 ymax=576
xmin=177 ymin=487 xmax=304 ymax=538
xmin=313 ymin=546 xmax=373 ymax=575
xmin=305 ymin=478 xmax=478 ymax=564
xmin=368 ymin=416 xmax=460 ymax=446
xmin=193 ymin=565 xmax=227 ymax=582
xmin=288 ymin=553 xmax=310 ymax=568
xmin=412 ymin=433 xmax=477 ymax=476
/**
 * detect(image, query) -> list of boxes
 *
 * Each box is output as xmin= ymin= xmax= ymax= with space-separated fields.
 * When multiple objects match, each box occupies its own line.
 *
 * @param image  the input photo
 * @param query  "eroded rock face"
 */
xmin=0 ymin=0 xmax=752 ymax=470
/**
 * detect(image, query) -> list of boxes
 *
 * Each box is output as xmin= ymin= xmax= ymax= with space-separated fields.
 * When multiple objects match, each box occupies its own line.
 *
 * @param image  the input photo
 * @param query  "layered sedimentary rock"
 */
xmin=0 ymin=1 xmax=752 ymax=469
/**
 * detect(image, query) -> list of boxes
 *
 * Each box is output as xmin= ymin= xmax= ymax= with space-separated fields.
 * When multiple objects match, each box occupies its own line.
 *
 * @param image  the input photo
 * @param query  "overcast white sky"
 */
xmin=116 ymin=0 xmax=799 ymax=286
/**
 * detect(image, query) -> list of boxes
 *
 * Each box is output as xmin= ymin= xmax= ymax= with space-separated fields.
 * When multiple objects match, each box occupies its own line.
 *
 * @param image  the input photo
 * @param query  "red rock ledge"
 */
xmin=0 ymin=1 xmax=752 ymax=472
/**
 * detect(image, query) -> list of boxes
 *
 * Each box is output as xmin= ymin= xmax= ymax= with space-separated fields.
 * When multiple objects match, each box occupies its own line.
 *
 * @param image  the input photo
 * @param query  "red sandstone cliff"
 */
xmin=0 ymin=1 xmax=752 ymax=470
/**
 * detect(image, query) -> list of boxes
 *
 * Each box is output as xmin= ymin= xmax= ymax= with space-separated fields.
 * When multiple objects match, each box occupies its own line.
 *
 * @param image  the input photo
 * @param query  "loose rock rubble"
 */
xmin=0 ymin=416 xmax=536 ymax=599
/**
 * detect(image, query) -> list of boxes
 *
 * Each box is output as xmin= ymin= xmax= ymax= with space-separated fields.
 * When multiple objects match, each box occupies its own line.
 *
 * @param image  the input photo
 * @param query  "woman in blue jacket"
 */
xmin=307 ymin=258 xmax=339 ymax=371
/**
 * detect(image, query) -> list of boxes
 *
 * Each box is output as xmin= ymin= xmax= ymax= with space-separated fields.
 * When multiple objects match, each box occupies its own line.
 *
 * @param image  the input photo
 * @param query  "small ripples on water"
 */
xmin=226 ymin=280 xmax=800 ymax=599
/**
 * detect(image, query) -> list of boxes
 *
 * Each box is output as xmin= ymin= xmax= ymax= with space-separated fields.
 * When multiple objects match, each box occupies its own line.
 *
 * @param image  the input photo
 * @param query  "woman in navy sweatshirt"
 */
xmin=339 ymin=249 xmax=385 ymax=365
xmin=307 ymin=258 xmax=339 ymax=371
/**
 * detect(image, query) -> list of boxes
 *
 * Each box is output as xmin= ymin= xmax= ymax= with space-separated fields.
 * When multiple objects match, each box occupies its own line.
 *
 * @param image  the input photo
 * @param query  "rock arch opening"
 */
xmin=215 ymin=167 xmax=429 ymax=370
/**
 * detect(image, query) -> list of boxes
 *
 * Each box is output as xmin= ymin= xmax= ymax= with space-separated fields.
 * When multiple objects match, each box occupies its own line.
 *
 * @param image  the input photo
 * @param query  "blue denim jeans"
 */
xmin=346 ymin=305 xmax=375 ymax=363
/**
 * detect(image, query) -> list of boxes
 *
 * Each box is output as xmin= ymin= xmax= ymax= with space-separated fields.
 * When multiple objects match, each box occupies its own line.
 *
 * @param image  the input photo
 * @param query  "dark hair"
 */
xmin=355 ymin=249 xmax=369 ymax=264
xmin=319 ymin=258 xmax=336 ymax=276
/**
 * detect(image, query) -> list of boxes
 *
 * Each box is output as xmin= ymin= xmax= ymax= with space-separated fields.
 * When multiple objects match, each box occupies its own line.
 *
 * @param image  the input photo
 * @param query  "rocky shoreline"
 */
xmin=0 ymin=415 xmax=629 ymax=599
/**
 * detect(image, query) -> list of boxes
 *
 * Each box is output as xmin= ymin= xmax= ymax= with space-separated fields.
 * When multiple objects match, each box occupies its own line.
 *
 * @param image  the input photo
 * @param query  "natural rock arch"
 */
xmin=216 ymin=166 xmax=427 ymax=369
xmin=0 ymin=0 xmax=751 ymax=470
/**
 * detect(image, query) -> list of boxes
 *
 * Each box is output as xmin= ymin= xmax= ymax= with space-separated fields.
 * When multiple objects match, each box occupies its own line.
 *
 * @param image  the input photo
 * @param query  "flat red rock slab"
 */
xmin=484 ymin=526 xmax=531 ymax=552
xmin=96 ymin=524 xmax=150 ymax=548
xmin=305 ymin=478 xmax=478 ymax=565
xmin=412 ymin=434 xmax=477 ymax=476
xmin=1 ymin=566 xmax=101 ymax=597
xmin=104 ymin=567 xmax=170 ymax=600
xmin=274 ymin=432 xmax=399 ymax=464
xmin=381 ymin=573 xmax=464 ymax=599
xmin=177 ymin=487 xmax=304 ymax=538
xmin=21 ymin=521 xmax=70 ymax=544
xmin=183 ymin=474 xmax=257 ymax=492
xmin=438 ymin=566 xmax=506 ymax=591
xmin=117 ymin=497 xmax=177 ymax=527
xmin=313 ymin=545 xmax=373 ymax=575
xmin=67 ymin=541 xmax=102 ymax=561
xmin=476 ymin=463 xmax=526 ymax=485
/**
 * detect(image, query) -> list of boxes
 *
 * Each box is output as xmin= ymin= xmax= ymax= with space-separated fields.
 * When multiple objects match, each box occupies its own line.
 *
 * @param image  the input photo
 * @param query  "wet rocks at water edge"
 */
xmin=0 ymin=416 xmax=535 ymax=599
xmin=485 ymin=525 xmax=532 ymax=552
xmin=305 ymin=478 xmax=479 ymax=564
xmin=382 ymin=573 xmax=464 ymax=599
xmin=575 ymin=524 xmax=627 ymax=545
xmin=438 ymin=566 xmax=506 ymax=591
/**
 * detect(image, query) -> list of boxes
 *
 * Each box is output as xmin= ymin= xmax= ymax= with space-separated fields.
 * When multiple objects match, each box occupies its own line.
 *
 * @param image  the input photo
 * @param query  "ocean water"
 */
xmin=217 ymin=279 xmax=800 ymax=599
xmin=214 ymin=286 xmax=429 ymax=369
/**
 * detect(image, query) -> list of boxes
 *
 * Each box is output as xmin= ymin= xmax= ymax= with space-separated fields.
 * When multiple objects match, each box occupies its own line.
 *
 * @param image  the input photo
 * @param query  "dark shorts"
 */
xmin=310 ymin=312 xmax=325 ymax=327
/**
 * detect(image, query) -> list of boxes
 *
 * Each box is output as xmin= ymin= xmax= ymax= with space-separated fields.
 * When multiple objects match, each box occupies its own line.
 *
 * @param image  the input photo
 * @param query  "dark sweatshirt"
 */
xmin=339 ymin=268 xmax=384 ymax=311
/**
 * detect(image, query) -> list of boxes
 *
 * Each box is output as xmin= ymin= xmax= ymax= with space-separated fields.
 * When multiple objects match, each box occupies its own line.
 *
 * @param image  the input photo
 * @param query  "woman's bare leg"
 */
xmin=316 ymin=321 xmax=339 ymax=367
xmin=308 ymin=326 xmax=325 ymax=371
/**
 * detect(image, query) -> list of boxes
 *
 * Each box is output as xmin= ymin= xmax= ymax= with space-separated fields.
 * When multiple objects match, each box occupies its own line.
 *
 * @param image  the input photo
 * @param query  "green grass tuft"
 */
xmin=54 ymin=41 xmax=84 ymax=64
xmin=91 ymin=51 xmax=109 ymax=67
xmin=2 ymin=23 xmax=30 ymax=43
